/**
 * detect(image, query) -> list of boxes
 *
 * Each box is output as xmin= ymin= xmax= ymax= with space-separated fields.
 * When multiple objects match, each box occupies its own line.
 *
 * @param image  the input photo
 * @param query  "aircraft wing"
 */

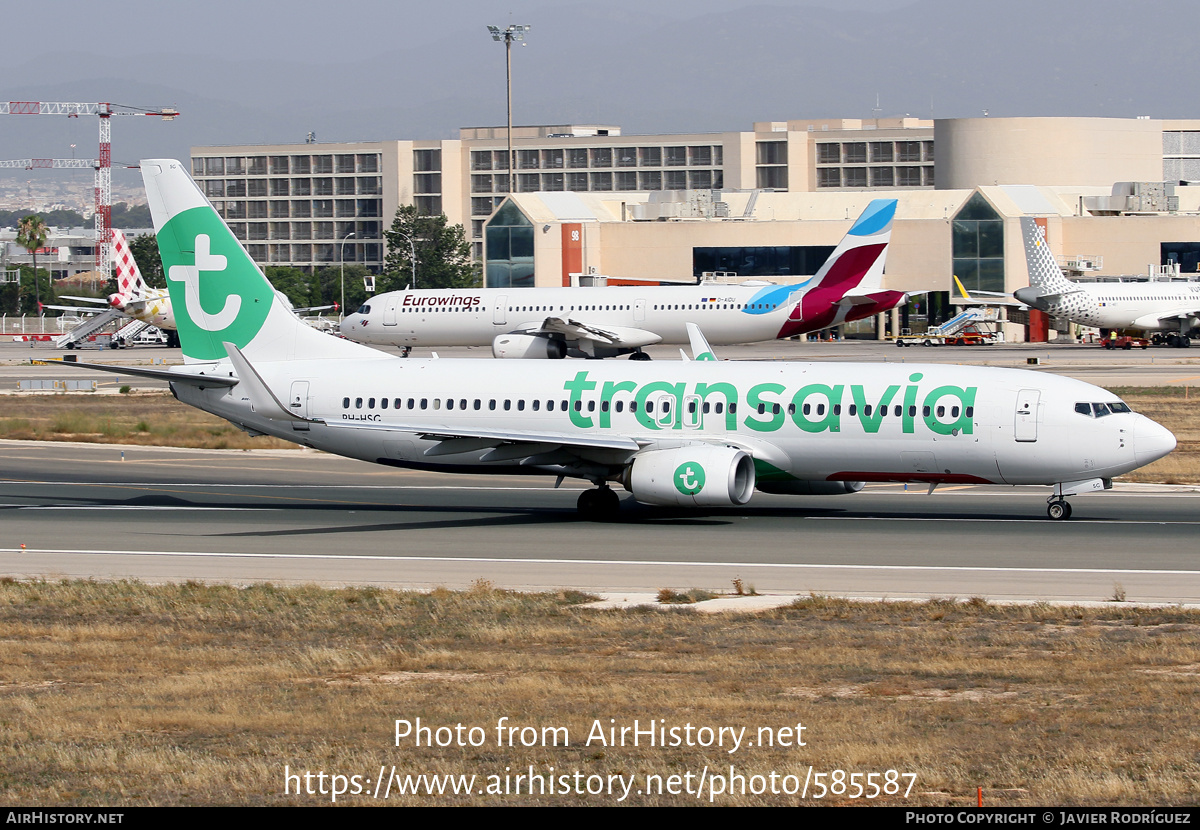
xmin=1136 ymin=306 xmax=1200 ymax=328
xmin=529 ymin=315 xmax=662 ymax=349
xmin=325 ymin=419 xmax=642 ymax=452
xmin=58 ymin=295 xmax=110 ymax=306
xmin=42 ymin=304 xmax=109 ymax=316
xmin=292 ymin=304 xmax=337 ymax=315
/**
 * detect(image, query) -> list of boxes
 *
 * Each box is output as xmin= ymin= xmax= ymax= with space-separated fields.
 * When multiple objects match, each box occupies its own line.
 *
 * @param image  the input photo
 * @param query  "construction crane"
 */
xmin=0 ymin=158 xmax=97 ymax=169
xmin=0 ymin=101 xmax=178 ymax=269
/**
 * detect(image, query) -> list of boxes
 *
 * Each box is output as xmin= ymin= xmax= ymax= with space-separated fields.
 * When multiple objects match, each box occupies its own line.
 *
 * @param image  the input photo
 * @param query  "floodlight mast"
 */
xmin=487 ymin=24 xmax=530 ymax=196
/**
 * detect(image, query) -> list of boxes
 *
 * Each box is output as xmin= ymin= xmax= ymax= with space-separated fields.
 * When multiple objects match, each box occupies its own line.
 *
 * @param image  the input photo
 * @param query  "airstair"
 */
xmin=54 ymin=307 xmax=123 ymax=349
xmin=927 ymin=307 xmax=998 ymax=337
xmin=113 ymin=317 xmax=151 ymax=345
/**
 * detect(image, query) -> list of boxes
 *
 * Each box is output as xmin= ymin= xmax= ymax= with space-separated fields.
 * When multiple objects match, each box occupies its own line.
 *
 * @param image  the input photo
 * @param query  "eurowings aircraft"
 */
xmin=339 ymin=199 xmax=907 ymax=358
xmin=49 ymin=161 xmax=1176 ymax=521
xmin=1016 ymin=218 xmax=1200 ymax=347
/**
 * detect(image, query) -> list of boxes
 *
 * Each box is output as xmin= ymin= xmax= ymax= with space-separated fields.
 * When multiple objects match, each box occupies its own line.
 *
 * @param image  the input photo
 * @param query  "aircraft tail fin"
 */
xmin=1020 ymin=218 xmax=1076 ymax=295
xmin=140 ymin=159 xmax=381 ymax=364
xmin=808 ymin=198 xmax=897 ymax=295
xmin=109 ymin=229 xmax=150 ymax=306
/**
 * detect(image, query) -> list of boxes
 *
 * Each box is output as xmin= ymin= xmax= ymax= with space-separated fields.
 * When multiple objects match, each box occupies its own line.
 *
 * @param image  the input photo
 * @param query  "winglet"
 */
xmin=686 ymin=322 xmax=718 ymax=361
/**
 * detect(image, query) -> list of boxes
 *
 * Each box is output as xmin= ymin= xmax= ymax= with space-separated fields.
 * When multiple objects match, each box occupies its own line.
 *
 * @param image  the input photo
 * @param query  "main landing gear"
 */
xmin=629 ymin=350 xmax=652 ymax=361
xmin=578 ymin=485 xmax=621 ymax=520
xmin=1047 ymin=496 xmax=1073 ymax=520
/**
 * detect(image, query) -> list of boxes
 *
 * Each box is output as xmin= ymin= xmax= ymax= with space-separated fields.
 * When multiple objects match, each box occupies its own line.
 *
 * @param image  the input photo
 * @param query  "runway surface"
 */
xmin=2 ymin=440 xmax=1198 ymax=605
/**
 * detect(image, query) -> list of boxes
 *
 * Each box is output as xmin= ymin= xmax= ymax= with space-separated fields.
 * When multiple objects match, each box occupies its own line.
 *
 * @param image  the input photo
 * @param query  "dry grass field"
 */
xmin=0 ymin=392 xmax=293 ymax=450
xmin=2 ymin=579 xmax=1198 ymax=806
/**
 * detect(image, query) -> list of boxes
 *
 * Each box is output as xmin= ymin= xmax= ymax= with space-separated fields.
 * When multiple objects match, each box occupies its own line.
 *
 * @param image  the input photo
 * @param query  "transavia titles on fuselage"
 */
xmin=339 ymin=199 xmax=907 ymax=359
xmin=47 ymin=161 xmax=1176 ymax=521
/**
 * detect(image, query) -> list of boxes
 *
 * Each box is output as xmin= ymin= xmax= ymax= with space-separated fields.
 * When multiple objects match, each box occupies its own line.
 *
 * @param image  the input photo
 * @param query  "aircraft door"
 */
xmin=649 ymin=392 xmax=677 ymax=429
xmin=682 ymin=394 xmax=702 ymax=429
xmin=384 ymin=296 xmax=399 ymax=326
xmin=634 ymin=299 xmax=646 ymax=322
xmin=494 ymin=296 xmax=507 ymax=326
xmin=289 ymin=381 xmax=311 ymax=431
xmin=1014 ymin=389 xmax=1040 ymax=442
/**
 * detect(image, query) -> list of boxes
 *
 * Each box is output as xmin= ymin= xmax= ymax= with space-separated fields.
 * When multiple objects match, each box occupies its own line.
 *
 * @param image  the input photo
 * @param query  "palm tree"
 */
xmin=16 ymin=215 xmax=48 ymax=314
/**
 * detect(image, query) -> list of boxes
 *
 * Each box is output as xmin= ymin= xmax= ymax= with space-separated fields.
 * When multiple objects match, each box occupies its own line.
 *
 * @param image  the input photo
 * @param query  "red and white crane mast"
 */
xmin=0 ymin=101 xmax=178 ymax=268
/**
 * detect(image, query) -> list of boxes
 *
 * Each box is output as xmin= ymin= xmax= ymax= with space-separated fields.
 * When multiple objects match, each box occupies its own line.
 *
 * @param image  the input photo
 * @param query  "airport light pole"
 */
xmin=487 ymin=24 xmax=530 ymax=195
xmin=339 ymin=231 xmax=355 ymax=321
xmin=393 ymin=229 xmax=418 ymax=289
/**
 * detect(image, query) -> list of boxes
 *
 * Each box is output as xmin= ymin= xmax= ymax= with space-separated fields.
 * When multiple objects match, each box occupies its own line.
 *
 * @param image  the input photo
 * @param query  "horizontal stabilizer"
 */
xmin=32 ymin=357 xmax=238 ymax=388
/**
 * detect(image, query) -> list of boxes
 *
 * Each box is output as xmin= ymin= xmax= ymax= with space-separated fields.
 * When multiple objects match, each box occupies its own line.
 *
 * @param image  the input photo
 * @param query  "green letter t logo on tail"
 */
xmin=158 ymin=206 xmax=273 ymax=361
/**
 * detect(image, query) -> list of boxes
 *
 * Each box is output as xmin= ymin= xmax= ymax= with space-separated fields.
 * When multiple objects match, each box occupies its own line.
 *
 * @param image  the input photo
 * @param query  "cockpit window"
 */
xmin=357 ymin=304 xmax=371 ymax=314
xmin=1076 ymin=401 xmax=1132 ymax=417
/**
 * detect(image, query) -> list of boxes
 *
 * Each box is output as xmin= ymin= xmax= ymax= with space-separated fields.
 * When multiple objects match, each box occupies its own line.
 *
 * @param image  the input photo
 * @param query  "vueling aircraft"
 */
xmin=339 ymin=199 xmax=907 ymax=359
xmin=1016 ymin=218 xmax=1200 ymax=348
xmin=48 ymin=161 xmax=1176 ymax=520
xmin=49 ymin=229 xmax=180 ymax=348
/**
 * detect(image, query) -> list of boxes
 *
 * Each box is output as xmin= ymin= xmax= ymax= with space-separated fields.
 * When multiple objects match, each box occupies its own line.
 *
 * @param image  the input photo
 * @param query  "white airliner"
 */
xmin=50 ymin=160 xmax=1176 ymax=521
xmin=1016 ymin=218 xmax=1200 ymax=348
xmin=339 ymin=199 xmax=908 ymax=359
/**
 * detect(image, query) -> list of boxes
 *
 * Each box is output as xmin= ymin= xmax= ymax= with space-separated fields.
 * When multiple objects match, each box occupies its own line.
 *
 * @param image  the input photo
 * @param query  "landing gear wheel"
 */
xmin=629 ymin=351 xmax=651 ymax=361
xmin=1046 ymin=499 xmax=1072 ymax=520
xmin=578 ymin=486 xmax=620 ymax=520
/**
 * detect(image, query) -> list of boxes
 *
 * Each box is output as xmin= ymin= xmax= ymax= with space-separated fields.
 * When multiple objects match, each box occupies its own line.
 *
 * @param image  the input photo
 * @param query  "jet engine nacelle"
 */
xmin=492 ymin=333 xmax=566 ymax=359
xmin=625 ymin=445 xmax=756 ymax=507
xmin=756 ymin=480 xmax=864 ymax=496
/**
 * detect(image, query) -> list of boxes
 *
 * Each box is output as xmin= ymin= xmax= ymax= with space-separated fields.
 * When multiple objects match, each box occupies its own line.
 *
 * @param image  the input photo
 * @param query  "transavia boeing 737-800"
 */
xmin=46 ymin=161 xmax=1176 ymax=520
xmin=339 ymin=199 xmax=906 ymax=359
xmin=1017 ymin=218 xmax=1200 ymax=348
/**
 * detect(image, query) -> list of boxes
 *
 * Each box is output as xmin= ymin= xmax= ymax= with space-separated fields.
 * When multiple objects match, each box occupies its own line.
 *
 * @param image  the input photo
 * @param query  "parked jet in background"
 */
xmin=50 ymin=228 xmax=334 ymax=349
xmin=48 ymin=161 xmax=1175 ymax=521
xmin=1016 ymin=218 xmax=1200 ymax=348
xmin=340 ymin=199 xmax=907 ymax=358
xmin=49 ymin=229 xmax=180 ymax=348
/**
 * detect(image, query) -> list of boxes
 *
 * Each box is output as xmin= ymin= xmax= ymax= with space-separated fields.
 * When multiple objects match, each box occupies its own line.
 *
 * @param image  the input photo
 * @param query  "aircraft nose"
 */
xmin=1134 ymin=416 xmax=1176 ymax=466
xmin=338 ymin=315 xmax=356 ymax=336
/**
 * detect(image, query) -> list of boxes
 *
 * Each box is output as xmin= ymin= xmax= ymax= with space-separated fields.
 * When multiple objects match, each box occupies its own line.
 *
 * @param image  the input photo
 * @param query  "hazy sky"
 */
xmin=1 ymin=0 xmax=1193 ymax=189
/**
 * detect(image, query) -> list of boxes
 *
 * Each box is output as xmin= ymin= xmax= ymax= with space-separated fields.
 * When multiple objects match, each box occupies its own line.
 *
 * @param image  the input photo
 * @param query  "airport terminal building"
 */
xmin=190 ymin=116 xmax=1200 ymax=341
